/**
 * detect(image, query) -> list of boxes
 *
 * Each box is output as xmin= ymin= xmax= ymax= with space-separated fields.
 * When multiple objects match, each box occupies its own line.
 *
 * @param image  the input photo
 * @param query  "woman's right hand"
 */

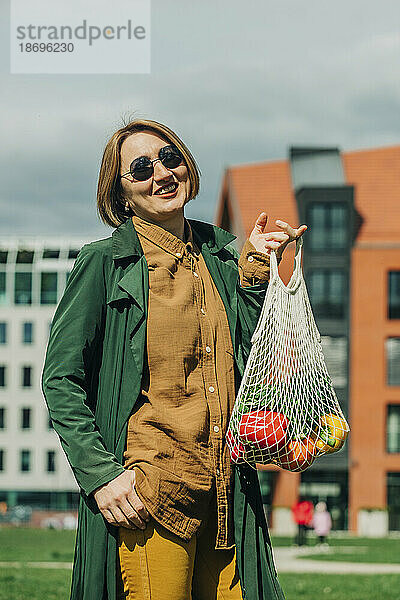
xmin=92 ymin=470 xmax=150 ymax=529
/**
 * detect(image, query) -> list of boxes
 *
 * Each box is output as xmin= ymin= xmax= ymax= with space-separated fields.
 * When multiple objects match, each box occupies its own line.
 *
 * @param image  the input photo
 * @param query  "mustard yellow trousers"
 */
xmin=118 ymin=504 xmax=244 ymax=600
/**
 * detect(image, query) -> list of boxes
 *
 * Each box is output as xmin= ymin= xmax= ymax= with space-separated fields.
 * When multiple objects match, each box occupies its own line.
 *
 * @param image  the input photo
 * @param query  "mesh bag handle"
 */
xmin=227 ymin=236 xmax=350 ymax=472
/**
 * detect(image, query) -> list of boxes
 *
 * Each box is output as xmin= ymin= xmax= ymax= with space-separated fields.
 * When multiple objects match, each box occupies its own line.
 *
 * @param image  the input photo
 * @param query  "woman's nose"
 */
xmin=153 ymin=158 xmax=172 ymax=181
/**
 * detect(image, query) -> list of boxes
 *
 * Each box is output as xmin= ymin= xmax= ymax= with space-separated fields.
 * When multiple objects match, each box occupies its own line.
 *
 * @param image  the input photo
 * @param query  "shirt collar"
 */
xmin=111 ymin=216 xmax=236 ymax=260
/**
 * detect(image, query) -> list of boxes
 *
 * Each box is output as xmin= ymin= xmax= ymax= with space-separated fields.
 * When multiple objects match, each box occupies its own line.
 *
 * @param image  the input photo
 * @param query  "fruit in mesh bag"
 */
xmin=277 ymin=437 xmax=317 ymax=472
xmin=238 ymin=410 xmax=288 ymax=452
xmin=311 ymin=414 xmax=349 ymax=455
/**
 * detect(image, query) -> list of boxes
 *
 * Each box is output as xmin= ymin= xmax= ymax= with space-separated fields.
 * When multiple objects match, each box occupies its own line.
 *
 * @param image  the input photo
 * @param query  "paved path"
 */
xmin=1 ymin=549 xmax=400 ymax=576
xmin=0 ymin=561 xmax=72 ymax=569
xmin=273 ymin=547 xmax=400 ymax=574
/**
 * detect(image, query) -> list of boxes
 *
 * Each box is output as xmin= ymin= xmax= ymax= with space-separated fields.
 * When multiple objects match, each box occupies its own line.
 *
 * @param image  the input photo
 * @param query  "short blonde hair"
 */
xmin=97 ymin=118 xmax=201 ymax=227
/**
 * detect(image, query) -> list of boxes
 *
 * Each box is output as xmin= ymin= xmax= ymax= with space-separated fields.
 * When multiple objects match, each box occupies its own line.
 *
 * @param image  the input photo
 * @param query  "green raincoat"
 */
xmin=41 ymin=216 xmax=285 ymax=600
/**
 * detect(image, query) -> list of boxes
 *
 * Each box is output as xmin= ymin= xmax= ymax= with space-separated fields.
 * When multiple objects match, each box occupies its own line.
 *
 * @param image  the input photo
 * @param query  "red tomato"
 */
xmin=238 ymin=411 xmax=288 ymax=452
xmin=277 ymin=438 xmax=316 ymax=472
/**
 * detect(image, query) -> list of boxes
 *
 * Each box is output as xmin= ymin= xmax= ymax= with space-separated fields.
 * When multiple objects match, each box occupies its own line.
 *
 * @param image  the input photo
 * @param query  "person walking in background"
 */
xmin=292 ymin=499 xmax=314 ymax=546
xmin=312 ymin=501 xmax=332 ymax=546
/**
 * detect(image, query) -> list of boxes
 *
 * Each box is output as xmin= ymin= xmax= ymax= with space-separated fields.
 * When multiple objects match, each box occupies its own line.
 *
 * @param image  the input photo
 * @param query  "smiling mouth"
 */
xmin=154 ymin=182 xmax=178 ymax=195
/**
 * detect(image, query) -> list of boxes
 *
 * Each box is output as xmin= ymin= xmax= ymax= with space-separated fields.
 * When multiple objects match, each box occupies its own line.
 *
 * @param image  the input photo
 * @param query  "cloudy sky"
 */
xmin=1 ymin=0 xmax=400 ymax=240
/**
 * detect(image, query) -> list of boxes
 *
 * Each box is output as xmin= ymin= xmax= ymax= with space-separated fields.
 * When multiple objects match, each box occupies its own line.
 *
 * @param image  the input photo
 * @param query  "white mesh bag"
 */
xmin=227 ymin=236 xmax=350 ymax=472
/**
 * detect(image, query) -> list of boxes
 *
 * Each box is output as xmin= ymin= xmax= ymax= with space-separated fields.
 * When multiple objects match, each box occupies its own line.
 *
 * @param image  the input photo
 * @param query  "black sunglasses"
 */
xmin=120 ymin=144 xmax=184 ymax=182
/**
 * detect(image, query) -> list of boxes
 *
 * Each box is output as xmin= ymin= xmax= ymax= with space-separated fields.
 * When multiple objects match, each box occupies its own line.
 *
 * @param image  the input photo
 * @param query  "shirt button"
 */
xmin=205 ymin=346 xmax=211 ymax=353
xmin=208 ymin=386 xmax=215 ymax=393
xmin=193 ymin=272 xmax=199 ymax=278
xmin=175 ymin=252 xmax=182 ymax=258
xmin=200 ymin=308 xmax=206 ymax=315
xmin=247 ymin=255 xmax=254 ymax=262
xmin=213 ymin=425 xmax=220 ymax=433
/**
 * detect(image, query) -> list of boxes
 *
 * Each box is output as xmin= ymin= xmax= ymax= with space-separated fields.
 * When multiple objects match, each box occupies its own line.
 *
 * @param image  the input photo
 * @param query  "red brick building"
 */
xmin=215 ymin=145 xmax=400 ymax=535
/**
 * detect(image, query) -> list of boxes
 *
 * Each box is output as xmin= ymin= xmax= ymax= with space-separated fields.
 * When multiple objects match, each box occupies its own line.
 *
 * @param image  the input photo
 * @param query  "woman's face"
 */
xmin=120 ymin=131 xmax=191 ymax=223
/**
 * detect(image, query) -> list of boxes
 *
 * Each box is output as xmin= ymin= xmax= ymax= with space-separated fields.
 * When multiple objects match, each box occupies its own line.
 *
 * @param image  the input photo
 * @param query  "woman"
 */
xmin=41 ymin=118 xmax=307 ymax=600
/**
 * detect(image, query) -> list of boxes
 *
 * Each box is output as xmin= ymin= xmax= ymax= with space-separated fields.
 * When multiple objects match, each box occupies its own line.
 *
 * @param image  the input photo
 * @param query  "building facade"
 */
xmin=215 ymin=144 xmax=400 ymax=535
xmin=0 ymin=236 xmax=90 ymax=511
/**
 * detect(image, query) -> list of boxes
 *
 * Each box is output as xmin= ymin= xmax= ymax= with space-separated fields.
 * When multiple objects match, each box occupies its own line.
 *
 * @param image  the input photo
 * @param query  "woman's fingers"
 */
xmin=110 ymin=505 xmax=141 ymax=529
xmin=126 ymin=484 xmax=150 ymax=523
xmin=275 ymin=220 xmax=308 ymax=240
xmin=93 ymin=470 xmax=150 ymax=530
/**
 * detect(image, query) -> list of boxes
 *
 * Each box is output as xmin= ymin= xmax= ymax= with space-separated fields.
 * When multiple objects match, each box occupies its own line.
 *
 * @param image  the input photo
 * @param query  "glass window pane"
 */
xmin=22 ymin=367 xmax=32 ymax=388
xmin=23 ymin=322 xmax=33 ymax=344
xmin=309 ymin=271 xmax=325 ymax=302
xmin=387 ymin=406 xmax=400 ymax=453
xmin=308 ymin=202 xmax=347 ymax=251
xmin=42 ymin=249 xmax=60 ymax=259
xmin=309 ymin=270 xmax=345 ymax=318
xmin=46 ymin=451 xmax=56 ymax=472
xmin=0 ymin=408 xmax=4 ymax=429
xmin=321 ymin=336 xmax=348 ymax=387
xmin=0 ymin=323 xmax=6 ymax=344
xmin=329 ymin=205 xmax=347 ymax=249
xmin=0 ymin=251 xmax=7 ymax=264
xmin=309 ymin=204 xmax=326 ymax=250
xmin=21 ymin=407 xmax=31 ymax=429
xmin=389 ymin=272 xmax=400 ymax=319
xmin=16 ymin=250 xmax=34 ymax=264
xmin=387 ymin=338 xmax=400 ymax=386
xmin=68 ymin=249 xmax=79 ymax=259
xmin=0 ymin=366 xmax=5 ymax=387
xmin=14 ymin=272 xmax=32 ymax=305
xmin=20 ymin=450 xmax=30 ymax=472
xmin=40 ymin=273 xmax=57 ymax=305
xmin=0 ymin=450 xmax=4 ymax=471
xmin=0 ymin=272 xmax=6 ymax=305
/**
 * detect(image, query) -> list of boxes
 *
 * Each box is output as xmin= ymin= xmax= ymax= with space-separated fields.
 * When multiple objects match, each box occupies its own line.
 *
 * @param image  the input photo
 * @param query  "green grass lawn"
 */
xmin=1 ymin=529 xmax=400 ymax=599
xmin=0 ymin=569 xmax=72 ymax=600
xmin=0 ymin=528 xmax=75 ymax=562
xmin=271 ymin=535 xmax=400 ymax=564
xmin=279 ymin=574 xmax=400 ymax=600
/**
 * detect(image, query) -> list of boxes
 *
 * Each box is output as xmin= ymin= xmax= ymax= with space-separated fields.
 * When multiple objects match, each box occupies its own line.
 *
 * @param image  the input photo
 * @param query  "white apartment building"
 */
xmin=0 ymin=236 xmax=90 ymax=510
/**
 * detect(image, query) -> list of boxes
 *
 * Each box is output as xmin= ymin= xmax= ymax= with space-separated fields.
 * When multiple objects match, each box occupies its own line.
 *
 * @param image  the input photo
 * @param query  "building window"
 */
xmin=68 ymin=249 xmax=79 ymax=259
xmin=48 ymin=416 xmax=53 ymax=430
xmin=22 ymin=322 xmax=33 ymax=344
xmin=0 ymin=272 xmax=6 ymax=305
xmin=0 ymin=366 xmax=5 ymax=388
xmin=16 ymin=250 xmax=34 ymax=264
xmin=40 ymin=272 xmax=58 ymax=305
xmin=46 ymin=451 xmax=56 ymax=473
xmin=0 ymin=449 xmax=4 ymax=471
xmin=387 ymin=473 xmax=400 ymax=531
xmin=14 ymin=272 xmax=32 ymax=305
xmin=20 ymin=449 xmax=31 ymax=472
xmin=386 ymin=338 xmax=400 ymax=386
xmin=307 ymin=202 xmax=347 ymax=251
xmin=21 ymin=407 xmax=31 ymax=430
xmin=0 ymin=323 xmax=6 ymax=344
xmin=389 ymin=272 xmax=400 ymax=319
xmin=0 ymin=251 xmax=7 ymax=264
xmin=22 ymin=366 xmax=32 ymax=388
xmin=387 ymin=406 xmax=400 ymax=453
xmin=42 ymin=249 xmax=60 ymax=259
xmin=308 ymin=269 xmax=346 ymax=318
xmin=0 ymin=408 xmax=4 ymax=429
xmin=320 ymin=336 xmax=348 ymax=387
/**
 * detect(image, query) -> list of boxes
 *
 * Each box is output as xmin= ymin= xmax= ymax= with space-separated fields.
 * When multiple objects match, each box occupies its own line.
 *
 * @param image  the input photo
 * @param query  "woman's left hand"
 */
xmin=249 ymin=212 xmax=308 ymax=259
